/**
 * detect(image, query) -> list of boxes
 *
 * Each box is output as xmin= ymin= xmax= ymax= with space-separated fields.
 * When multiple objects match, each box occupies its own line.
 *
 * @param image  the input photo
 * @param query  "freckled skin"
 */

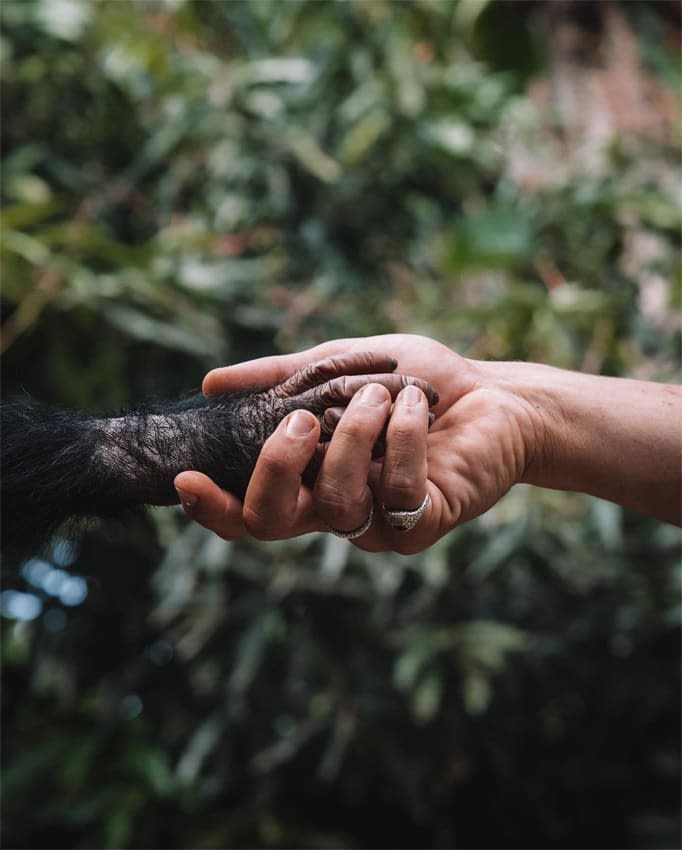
xmin=1 ymin=352 xmax=437 ymax=554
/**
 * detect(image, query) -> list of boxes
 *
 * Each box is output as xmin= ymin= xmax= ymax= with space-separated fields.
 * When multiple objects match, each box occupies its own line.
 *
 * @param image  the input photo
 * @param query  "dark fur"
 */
xmin=1 ymin=389 xmax=288 ymax=554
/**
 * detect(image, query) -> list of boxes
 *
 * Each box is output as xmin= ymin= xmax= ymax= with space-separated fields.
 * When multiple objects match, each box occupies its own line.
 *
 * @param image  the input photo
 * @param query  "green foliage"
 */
xmin=1 ymin=1 xmax=680 ymax=848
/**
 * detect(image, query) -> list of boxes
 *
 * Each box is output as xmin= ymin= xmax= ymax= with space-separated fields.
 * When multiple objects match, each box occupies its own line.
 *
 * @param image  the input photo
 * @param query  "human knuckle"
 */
xmin=336 ymin=414 xmax=379 ymax=446
xmin=314 ymin=477 xmax=358 ymax=516
xmin=383 ymin=467 xmax=420 ymax=498
xmin=386 ymin=423 xmax=423 ymax=459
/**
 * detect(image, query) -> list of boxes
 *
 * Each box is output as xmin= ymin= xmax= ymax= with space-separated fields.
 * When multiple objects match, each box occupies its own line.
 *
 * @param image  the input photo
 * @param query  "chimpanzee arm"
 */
xmin=1 ymin=352 xmax=438 ymax=553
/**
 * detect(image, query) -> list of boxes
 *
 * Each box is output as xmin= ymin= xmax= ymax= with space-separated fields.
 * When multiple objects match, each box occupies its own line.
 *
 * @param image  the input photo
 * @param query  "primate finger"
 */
xmin=302 ymin=441 xmax=329 ymax=488
xmin=289 ymin=373 xmax=438 ymax=415
xmin=273 ymin=352 xmax=398 ymax=398
xmin=319 ymin=406 xmax=345 ymax=441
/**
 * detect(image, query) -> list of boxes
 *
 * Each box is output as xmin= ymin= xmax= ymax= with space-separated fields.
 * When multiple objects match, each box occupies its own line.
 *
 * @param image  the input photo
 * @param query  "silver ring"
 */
xmin=381 ymin=493 xmax=430 ymax=532
xmin=329 ymin=503 xmax=374 ymax=540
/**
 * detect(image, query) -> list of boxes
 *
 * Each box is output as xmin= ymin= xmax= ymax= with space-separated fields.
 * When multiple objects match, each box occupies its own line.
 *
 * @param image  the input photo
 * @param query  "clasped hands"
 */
xmin=174 ymin=334 xmax=545 ymax=555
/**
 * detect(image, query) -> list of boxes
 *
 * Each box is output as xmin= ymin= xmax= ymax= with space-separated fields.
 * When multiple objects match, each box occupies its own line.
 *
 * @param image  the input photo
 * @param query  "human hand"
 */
xmin=175 ymin=334 xmax=546 ymax=553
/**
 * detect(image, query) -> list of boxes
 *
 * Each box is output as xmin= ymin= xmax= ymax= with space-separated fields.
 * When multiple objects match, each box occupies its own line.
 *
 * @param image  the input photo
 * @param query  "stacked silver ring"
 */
xmin=381 ymin=492 xmax=430 ymax=532
xmin=329 ymin=503 xmax=374 ymax=540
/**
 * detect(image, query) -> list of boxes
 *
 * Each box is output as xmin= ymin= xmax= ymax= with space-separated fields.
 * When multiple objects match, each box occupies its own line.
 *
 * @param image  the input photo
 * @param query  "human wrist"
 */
xmin=469 ymin=358 xmax=572 ymax=490
xmin=471 ymin=358 xmax=681 ymax=523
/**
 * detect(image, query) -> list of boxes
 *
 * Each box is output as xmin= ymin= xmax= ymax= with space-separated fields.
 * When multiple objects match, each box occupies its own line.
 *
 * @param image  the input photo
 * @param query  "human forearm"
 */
xmin=476 ymin=360 xmax=682 ymax=524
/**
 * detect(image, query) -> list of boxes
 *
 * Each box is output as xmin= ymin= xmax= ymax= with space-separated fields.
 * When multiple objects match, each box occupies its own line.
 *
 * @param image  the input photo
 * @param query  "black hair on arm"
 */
xmin=1 ymin=393 xmax=260 ymax=553
xmin=0 ymin=353 xmax=438 ymax=554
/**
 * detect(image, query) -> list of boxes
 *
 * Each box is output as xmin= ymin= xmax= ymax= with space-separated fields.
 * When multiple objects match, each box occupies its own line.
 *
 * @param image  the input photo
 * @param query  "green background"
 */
xmin=1 ymin=1 xmax=680 ymax=847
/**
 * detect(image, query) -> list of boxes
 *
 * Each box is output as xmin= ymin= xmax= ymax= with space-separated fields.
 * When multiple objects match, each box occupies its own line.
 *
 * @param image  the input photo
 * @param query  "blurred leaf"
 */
xmin=228 ymin=611 xmax=283 ymax=699
xmin=36 ymin=0 xmax=91 ymax=42
xmin=175 ymin=715 xmax=224 ymax=786
xmin=338 ymin=108 xmax=391 ymax=166
xmin=283 ymin=126 xmax=342 ymax=182
xmin=4 ymin=174 xmax=53 ymax=204
xmin=103 ymin=304 xmax=223 ymax=358
xmin=424 ymin=120 xmax=475 ymax=156
xmin=462 ymin=670 xmax=492 ymax=716
xmin=1 ymin=199 xmax=62 ymax=230
xmin=448 ymin=207 xmax=533 ymax=269
xmin=236 ymin=57 xmax=315 ymax=86
xmin=394 ymin=635 xmax=435 ymax=692
xmin=452 ymin=620 xmax=529 ymax=673
xmin=412 ymin=669 xmax=443 ymax=723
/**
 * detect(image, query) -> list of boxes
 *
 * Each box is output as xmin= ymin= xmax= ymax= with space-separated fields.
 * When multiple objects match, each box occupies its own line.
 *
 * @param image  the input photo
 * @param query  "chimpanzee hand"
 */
xmin=220 ymin=350 xmax=438 ymax=500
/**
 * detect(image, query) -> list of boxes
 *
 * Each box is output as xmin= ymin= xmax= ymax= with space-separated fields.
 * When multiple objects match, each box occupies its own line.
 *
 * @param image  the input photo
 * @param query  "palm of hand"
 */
xmin=424 ymin=387 xmax=533 ymax=537
xmin=343 ymin=335 xmax=537 ymax=551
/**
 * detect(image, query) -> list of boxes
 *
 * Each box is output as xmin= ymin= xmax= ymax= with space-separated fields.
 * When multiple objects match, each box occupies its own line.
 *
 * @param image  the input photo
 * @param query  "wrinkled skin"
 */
xmin=1 ymin=352 xmax=436 ymax=553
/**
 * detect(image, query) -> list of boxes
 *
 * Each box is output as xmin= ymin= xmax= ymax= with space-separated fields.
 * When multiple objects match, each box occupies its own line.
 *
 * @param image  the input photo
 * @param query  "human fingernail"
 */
xmin=175 ymin=487 xmax=198 ymax=509
xmin=287 ymin=410 xmax=315 ymax=436
xmin=401 ymin=385 xmax=424 ymax=406
xmin=361 ymin=383 xmax=388 ymax=405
